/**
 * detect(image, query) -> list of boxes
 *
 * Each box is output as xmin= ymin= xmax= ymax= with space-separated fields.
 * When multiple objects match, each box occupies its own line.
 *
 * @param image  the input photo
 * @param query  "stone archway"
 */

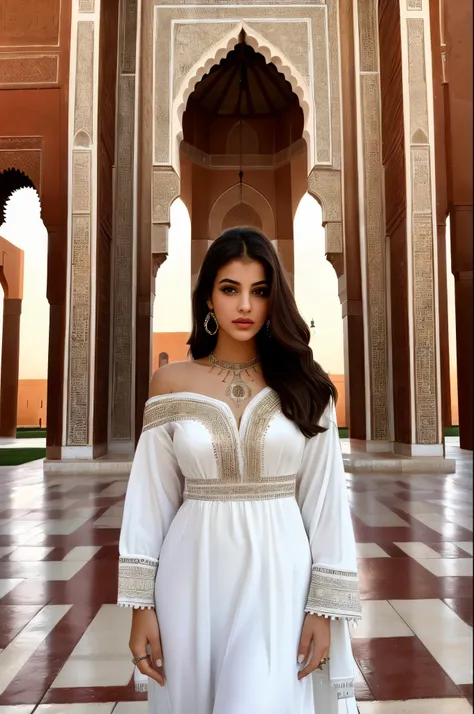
xmin=209 ymin=184 xmax=275 ymax=242
xmin=171 ymin=20 xmax=314 ymax=178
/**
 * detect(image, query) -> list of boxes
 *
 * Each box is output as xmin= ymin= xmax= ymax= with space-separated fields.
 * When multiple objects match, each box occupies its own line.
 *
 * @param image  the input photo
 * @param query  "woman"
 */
xmin=118 ymin=228 xmax=361 ymax=714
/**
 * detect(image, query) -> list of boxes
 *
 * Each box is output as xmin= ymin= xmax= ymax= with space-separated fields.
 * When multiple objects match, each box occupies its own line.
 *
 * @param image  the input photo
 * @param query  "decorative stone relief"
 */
xmin=74 ymin=22 xmax=94 ymax=147
xmin=357 ymin=0 xmax=378 ymax=72
xmin=121 ymin=0 xmax=138 ymax=74
xmin=407 ymin=19 xmax=429 ymax=144
xmin=407 ymin=0 xmax=422 ymax=9
xmin=404 ymin=13 xmax=438 ymax=444
xmin=325 ymin=222 xmax=343 ymax=254
xmin=245 ymin=21 xmax=310 ymax=86
xmin=110 ymin=0 xmax=139 ymax=443
xmin=79 ymin=0 xmax=95 ymax=11
xmin=172 ymin=22 xmax=240 ymax=100
xmin=412 ymin=146 xmax=432 ymax=213
xmin=152 ymin=252 xmax=168 ymax=278
xmin=67 ymin=212 xmax=91 ymax=445
xmin=181 ymin=137 xmax=306 ymax=170
xmin=0 ymin=55 xmax=59 ymax=85
xmin=153 ymin=4 xmax=340 ymax=172
xmin=412 ymin=212 xmax=437 ymax=444
xmin=71 ymin=151 xmax=91 ymax=214
xmin=307 ymin=168 xmax=341 ymax=223
xmin=152 ymin=167 xmax=180 ymax=224
xmin=311 ymin=8 xmax=331 ymax=164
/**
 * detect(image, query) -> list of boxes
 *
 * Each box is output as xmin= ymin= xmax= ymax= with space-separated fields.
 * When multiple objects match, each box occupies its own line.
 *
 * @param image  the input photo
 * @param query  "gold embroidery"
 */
xmin=243 ymin=390 xmax=281 ymax=480
xmin=305 ymin=566 xmax=362 ymax=620
xmin=118 ymin=555 xmax=158 ymax=609
xmin=185 ymin=476 xmax=296 ymax=501
xmin=143 ymin=396 xmax=240 ymax=482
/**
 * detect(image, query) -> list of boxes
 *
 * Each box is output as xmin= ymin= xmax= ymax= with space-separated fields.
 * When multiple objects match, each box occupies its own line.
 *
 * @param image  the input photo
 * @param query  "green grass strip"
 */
xmin=0 ymin=448 xmax=46 ymax=466
xmin=16 ymin=428 xmax=47 ymax=439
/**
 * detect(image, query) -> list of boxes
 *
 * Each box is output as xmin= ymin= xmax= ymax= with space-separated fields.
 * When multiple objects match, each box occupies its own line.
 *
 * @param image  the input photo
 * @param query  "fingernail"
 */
xmin=156 ymin=659 xmax=163 ymax=668
xmin=297 ymin=654 xmax=305 ymax=664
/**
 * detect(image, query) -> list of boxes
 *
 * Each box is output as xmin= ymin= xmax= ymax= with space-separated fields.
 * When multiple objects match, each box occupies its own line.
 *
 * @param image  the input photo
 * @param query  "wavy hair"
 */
xmin=188 ymin=227 xmax=337 ymax=437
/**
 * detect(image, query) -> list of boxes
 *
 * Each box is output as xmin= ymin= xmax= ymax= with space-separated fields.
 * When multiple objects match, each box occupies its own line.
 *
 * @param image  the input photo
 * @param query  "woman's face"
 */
xmin=208 ymin=259 xmax=270 ymax=343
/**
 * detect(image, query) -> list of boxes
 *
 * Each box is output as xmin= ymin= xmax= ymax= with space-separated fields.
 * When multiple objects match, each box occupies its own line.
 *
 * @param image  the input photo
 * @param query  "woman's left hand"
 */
xmin=297 ymin=613 xmax=331 ymax=680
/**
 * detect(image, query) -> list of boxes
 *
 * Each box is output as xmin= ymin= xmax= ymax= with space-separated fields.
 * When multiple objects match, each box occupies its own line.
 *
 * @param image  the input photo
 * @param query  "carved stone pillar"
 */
xmin=0 ymin=299 xmax=22 ymax=438
xmin=63 ymin=0 xmax=119 ymax=460
xmin=379 ymin=0 xmax=444 ymax=456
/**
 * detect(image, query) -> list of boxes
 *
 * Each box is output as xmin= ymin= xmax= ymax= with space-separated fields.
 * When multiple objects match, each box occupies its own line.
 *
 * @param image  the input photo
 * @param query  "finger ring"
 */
xmin=131 ymin=655 xmax=148 ymax=665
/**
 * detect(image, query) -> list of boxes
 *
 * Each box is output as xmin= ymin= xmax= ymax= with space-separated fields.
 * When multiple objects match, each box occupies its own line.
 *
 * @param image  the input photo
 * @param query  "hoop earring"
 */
xmin=204 ymin=311 xmax=219 ymax=336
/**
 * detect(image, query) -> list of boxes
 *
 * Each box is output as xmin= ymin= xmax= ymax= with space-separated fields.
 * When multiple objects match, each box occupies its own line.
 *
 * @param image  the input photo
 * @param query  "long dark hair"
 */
xmin=188 ymin=227 xmax=337 ymax=437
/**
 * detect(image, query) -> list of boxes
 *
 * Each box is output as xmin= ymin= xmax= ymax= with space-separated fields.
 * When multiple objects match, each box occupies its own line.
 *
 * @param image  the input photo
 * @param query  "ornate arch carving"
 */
xmin=172 ymin=21 xmax=314 ymax=176
xmin=307 ymin=167 xmax=344 ymax=277
xmin=209 ymin=184 xmax=275 ymax=241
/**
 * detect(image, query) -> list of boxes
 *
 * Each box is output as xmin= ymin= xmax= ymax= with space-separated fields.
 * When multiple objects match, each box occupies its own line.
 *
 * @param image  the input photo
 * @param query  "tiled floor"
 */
xmin=0 ymin=442 xmax=472 ymax=713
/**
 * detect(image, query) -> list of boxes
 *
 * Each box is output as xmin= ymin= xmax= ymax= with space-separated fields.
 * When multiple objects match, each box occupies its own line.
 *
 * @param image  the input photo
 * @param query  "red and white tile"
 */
xmin=0 ymin=446 xmax=472 ymax=712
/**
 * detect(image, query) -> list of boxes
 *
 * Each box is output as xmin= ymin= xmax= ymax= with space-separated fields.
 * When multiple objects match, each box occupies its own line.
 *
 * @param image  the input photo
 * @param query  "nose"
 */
xmin=238 ymin=291 xmax=252 ymax=313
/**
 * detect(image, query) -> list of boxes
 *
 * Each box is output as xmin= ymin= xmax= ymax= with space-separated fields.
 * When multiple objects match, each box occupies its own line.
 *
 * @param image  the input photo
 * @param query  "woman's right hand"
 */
xmin=129 ymin=608 xmax=165 ymax=687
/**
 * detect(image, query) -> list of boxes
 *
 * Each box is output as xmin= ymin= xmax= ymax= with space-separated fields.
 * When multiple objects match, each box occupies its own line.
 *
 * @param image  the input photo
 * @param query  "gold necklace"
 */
xmin=208 ymin=352 xmax=260 ymax=406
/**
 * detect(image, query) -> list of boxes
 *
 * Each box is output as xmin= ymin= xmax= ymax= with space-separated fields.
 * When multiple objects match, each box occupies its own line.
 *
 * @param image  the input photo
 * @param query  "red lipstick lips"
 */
xmin=233 ymin=318 xmax=254 ymax=329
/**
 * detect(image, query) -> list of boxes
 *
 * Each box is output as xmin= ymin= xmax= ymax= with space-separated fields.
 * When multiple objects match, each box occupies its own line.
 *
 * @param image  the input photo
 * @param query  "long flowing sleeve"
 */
xmin=118 ymin=419 xmax=184 ymax=609
xmin=297 ymin=399 xmax=361 ymax=712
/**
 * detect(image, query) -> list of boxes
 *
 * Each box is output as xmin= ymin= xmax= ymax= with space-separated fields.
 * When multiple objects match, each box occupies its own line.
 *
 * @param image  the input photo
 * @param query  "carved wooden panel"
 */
xmin=0 ymin=55 xmax=58 ymax=85
xmin=0 ymin=0 xmax=61 ymax=47
xmin=0 ymin=137 xmax=42 ymax=193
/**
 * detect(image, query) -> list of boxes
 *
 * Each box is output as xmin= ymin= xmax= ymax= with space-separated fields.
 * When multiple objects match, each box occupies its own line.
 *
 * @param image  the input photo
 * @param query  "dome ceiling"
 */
xmin=189 ymin=39 xmax=297 ymax=117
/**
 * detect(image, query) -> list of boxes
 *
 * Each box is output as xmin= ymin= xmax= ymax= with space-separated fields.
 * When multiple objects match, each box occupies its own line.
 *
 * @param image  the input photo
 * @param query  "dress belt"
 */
xmin=184 ymin=476 xmax=297 ymax=502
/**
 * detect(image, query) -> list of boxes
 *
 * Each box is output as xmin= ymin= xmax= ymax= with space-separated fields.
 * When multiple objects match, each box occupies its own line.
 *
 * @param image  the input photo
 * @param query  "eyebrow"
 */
xmin=218 ymin=278 xmax=269 ymax=287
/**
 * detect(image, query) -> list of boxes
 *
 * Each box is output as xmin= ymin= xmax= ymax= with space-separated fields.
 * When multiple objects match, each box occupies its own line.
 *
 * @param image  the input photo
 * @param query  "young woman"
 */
xmin=118 ymin=227 xmax=361 ymax=714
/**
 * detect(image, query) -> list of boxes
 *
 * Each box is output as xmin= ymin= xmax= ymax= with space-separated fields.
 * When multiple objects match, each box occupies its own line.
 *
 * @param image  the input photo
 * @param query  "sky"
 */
xmin=0 ymin=189 xmax=457 ymax=385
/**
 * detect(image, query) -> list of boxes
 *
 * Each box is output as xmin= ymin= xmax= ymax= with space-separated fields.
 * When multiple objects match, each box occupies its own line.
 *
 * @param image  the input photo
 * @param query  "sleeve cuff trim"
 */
xmin=117 ymin=555 xmax=158 ymax=609
xmin=305 ymin=565 xmax=362 ymax=620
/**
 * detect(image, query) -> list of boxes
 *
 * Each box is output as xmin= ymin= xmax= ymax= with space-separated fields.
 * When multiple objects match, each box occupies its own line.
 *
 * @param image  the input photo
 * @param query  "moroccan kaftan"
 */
xmin=118 ymin=388 xmax=361 ymax=714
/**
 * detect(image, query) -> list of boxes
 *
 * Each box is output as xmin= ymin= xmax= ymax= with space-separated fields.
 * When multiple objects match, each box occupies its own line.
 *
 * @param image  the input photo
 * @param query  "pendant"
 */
xmin=225 ymin=371 xmax=252 ymax=406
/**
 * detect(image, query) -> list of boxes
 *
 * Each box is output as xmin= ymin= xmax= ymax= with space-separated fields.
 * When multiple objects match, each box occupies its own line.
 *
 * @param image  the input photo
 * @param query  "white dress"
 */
xmin=118 ymin=388 xmax=361 ymax=714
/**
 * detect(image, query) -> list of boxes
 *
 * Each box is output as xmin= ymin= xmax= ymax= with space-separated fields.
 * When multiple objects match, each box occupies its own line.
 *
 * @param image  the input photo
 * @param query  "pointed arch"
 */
xmin=209 ymin=184 xmax=275 ymax=241
xmin=171 ymin=21 xmax=314 ymax=176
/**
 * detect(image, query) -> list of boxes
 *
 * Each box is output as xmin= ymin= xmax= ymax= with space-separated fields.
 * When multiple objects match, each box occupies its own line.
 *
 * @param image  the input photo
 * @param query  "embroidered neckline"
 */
xmin=146 ymin=386 xmax=273 ymax=432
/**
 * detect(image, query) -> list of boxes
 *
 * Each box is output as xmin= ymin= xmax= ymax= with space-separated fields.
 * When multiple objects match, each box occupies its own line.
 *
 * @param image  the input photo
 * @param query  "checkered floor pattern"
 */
xmin=0 ymin=443 xmax=471 ymax=713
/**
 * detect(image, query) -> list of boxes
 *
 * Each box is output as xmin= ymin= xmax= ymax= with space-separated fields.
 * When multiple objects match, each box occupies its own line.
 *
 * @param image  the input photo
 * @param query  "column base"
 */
xmin=350 ymin=439 xmax=393 ymax=453
xmin=344 ymin=443 xmax=455 ymax=474
xmin=44 ymin=451 xmax=132 ymax=474
xmin=394 ymin=441 xmax=444 ymax=457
